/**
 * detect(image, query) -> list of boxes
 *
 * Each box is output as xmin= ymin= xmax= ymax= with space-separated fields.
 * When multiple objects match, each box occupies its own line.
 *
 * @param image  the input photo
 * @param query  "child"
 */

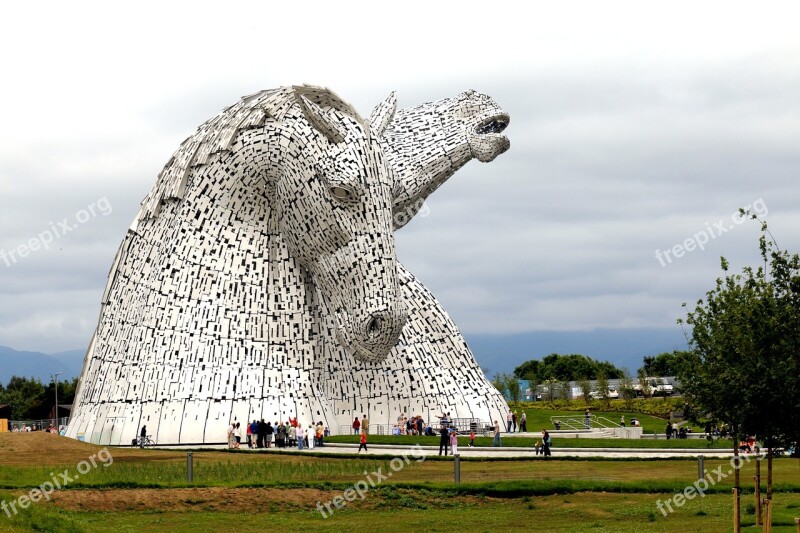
xmin=358 ymin=429 xmax=368 ymax=453
xmin=449 ymin=429 xmax=458 ymax=456
xmin=469 ymin=430 xmax=475 ymax=447
xmin=534 ymin=440 xmax=541 ymax=455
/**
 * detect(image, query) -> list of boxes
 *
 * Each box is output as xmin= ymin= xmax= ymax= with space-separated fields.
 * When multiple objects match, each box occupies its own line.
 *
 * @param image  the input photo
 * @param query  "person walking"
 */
xmin=469 ymin=430 xmax=475 ymax=447
xmin=506 ymin=412 xmax=513 ymax=433
xmin=449 ymin=428 xmax=458 ymax=456
xmin=492 ymin=420 xmax=502 ymax=447
xmin=542 ymin=429 xmax=552 ymax=457
xmin=358 ymin=429 xmax=368 ymax=453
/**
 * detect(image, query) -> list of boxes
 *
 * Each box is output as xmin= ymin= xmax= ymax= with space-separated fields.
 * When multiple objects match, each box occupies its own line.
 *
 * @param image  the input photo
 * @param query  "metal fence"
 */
xmin=8 ymin=417 xmax=70 ymax=432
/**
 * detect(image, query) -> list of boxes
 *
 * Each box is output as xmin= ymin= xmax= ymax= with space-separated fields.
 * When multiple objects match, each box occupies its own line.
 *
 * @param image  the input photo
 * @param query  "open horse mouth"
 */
xmin=475 ymin=113 xmax=510 ymax=135
xmin=469 ymin=113 xmax=510 ymax=162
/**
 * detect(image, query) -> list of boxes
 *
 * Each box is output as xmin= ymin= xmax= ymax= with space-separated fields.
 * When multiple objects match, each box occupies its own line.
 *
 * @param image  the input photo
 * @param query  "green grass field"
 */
xmin=1 ymin=433 xmax=799 ymax=532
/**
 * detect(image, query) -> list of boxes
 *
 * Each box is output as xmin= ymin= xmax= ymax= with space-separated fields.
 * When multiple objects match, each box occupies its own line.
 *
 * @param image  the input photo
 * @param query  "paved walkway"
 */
xmin=153 ymin=442 xmax=735 ymax=459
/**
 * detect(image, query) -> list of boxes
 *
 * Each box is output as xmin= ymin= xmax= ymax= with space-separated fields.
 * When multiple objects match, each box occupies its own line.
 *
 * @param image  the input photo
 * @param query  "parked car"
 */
xmin=588 ymin=388 xmax=620 ymax=400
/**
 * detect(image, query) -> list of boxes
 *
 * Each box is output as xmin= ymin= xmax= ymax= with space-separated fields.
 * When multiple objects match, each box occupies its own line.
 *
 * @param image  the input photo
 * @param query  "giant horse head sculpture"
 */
xmin=132 ymin=85 xmax=509 ymax=364
xmin=272 ymin=87 xmax=408 ymax=362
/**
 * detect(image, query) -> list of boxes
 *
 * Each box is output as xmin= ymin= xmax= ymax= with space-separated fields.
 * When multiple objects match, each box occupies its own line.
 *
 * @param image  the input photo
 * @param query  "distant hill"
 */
xmin=1 ymin=327 xmax=687 ymax=386
xmin=0 ymin=346 xmax=84 ymax=385
xmin=465 ymin=327 xmax=689 ymax=376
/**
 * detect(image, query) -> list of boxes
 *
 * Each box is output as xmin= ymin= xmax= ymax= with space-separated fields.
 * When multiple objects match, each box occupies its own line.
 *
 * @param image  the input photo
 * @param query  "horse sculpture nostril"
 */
xmin=367 ymin=317 xmax=383 ymax=337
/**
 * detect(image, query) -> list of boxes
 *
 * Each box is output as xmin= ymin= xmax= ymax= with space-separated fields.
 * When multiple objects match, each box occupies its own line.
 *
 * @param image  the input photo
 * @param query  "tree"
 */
xmin=578 ymin=377 xmax=592 ymax=405
xmin=642 ymin=351 xmax=692 ymax=377
xmin=491 ymin=373 xmax=508 ymax=400
xmin=0 ymin=376 xmax=46 ymax=420
xmin=513 ymin=353 xmax=623 ymax=382
xmin=678 ymin=217 xmax=800 ymax=531
xmin=619 ymin=371 xmax=636 ymax=411
xmin=595 ymin=371 xmax=611 ymax=406
xmin=636 ymin=368 xmax=652 ymax=399
xmin=504 ymin=374 xmax=521 ymax=406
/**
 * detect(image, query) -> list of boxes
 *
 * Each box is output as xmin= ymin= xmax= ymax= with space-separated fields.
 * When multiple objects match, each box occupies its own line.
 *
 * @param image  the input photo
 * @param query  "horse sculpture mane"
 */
xmin=67 ymin=84 xmax=511 ymax=445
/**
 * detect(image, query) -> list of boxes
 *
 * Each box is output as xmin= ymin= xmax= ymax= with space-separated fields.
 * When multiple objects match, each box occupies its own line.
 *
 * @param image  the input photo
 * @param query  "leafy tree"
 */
xmin=619 ymin=371 xmax=636 ymax=411
xmin=513 ymin=353 xmax=623 ymax=382
xmin=595 ymin=371 xmax=611 ymax=406
xmin=678 ymin=217 xmax=800 ymax=530
xmin=636 ymin=368 xmax=652 ymax=399
xmin=642 ymin=351 xmax=692 ymax=376
xmin=578 ymin=377 xmax=592 ymax=405
xmin=491 ymin=373 xmax=508 ymax=399
xmin=504 ymin=374 xmax=521 ymax=406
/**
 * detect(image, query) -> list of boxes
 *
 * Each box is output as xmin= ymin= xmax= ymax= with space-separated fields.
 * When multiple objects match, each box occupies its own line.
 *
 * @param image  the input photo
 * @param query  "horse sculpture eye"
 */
xmin=330 ymin=186 xmax=353 ymax=202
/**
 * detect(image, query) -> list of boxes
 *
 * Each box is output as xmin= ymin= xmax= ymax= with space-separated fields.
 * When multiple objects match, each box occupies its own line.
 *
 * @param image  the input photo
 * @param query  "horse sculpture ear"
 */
xmin=298 ymin=94 xmax=347 ymax=143
xmin=368 ymin=91 xmax=397 ymax=137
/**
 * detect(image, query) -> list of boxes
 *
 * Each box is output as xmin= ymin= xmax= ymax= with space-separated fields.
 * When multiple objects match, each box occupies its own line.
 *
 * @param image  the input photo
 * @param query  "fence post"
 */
xmin=754 ymin=455 xmax=762 ymax=526
xmin=454 ymin=453 xmax=461 ymax=484
xmin=187 ymin=452 xmax=193 ymax=483
xmin=697 ymin=455 xmax=704 ymax=482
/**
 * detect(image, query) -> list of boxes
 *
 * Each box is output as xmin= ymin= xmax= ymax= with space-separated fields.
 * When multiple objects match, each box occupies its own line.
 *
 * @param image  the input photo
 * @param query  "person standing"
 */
xmin=438 ymin=423 xmax=449 ymax=456
xmin=358 ymin=429 xmax=368 ymax=453
xmin=469 ymin=430 xmax=475 ymax=447
xmin=257 ymin=419 xmax=267 ymax=448
xmin=520 ymin=412 xmax=527 ymax=432
xmin=541 ymin=429 xmax=551 ymax=457
xmin=316 ymin=422 xmax=324 ymax=447
xmin=296 ymin=425 xmax=304 ymax=450
xmin=139 ymin=425 xmax=147 ymax=448
xmin=265 ymin=422 xmax=273 ymax=448
xmin=362 ymin=414 xmax=369 ymax=435
xmin=233 ymin=422 xmax=241 ymax=449
xmin=585 ymin=409 xmax=591 ymax=429
xmin=666 ymin=421 xmax=673 ymax=440
xmin=492 ymin=420 xmax=502 ymax=447
xmin=512 ymin=411 xmax=517 ymax=432
xmin=227 ymin=423 xmax=235 ymax=449
xmin=449 ymin=428 xmax=458 ymax=456
xmin=307 ymin=424 xmax=315 ymax=450
xmin=506 ymin=412 xmax=513 ymax=433
xmin=352 ymin=417 xmax=361 ymax=435
xmin=619 ymin=415 xmax=625 ymax=428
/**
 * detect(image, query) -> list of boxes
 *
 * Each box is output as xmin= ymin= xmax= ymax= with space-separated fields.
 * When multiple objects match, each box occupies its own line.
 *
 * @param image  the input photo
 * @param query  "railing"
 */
xmin=549 ymin=414 xmax=621 ymax=431
xmin=9 ymin=417 xmax=69 ymax=432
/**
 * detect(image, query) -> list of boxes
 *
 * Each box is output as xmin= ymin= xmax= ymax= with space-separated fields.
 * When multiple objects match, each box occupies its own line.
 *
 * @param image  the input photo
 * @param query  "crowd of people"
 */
xmin=228 ymin=419 xmax=330 ymax=450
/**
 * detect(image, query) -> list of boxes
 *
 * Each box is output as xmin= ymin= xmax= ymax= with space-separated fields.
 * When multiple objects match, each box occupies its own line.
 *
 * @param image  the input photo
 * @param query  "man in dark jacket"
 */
xmin=438 ymin=424 xmax=449 ymax=456
xmin=257 ymin=419 xmax=267 ymax=448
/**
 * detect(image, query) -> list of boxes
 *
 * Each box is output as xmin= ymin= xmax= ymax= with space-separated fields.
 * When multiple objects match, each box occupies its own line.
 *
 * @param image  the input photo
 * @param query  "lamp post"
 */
xmin=51 ymin=372 xmax=63 ymax=429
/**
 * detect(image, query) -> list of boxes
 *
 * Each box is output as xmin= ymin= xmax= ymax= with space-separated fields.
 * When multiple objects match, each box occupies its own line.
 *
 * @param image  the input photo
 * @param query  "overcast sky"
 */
xmin=1 ymin=1 xmax=799 ymax=356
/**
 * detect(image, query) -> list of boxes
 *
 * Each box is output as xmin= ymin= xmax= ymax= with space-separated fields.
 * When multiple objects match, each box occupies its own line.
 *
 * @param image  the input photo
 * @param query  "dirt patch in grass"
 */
xmin=44 ymin=487 xmax=492 ymax=513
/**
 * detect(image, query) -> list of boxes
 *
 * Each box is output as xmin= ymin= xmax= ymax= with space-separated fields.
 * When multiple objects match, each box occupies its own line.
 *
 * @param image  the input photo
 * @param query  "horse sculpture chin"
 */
xmin=65 ymin=84 xmax=511 ymax=445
